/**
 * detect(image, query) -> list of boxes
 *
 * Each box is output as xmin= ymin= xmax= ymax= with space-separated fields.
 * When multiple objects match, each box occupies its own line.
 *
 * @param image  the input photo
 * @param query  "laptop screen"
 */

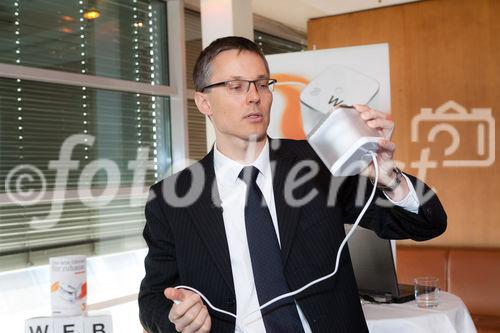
xmin=345 ymin=225 xmax=400 ymax=297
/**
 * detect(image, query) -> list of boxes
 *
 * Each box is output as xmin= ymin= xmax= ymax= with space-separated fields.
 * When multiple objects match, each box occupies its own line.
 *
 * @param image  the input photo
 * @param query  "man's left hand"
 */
xmin=353 ymin=104 xmax=409 ymax=201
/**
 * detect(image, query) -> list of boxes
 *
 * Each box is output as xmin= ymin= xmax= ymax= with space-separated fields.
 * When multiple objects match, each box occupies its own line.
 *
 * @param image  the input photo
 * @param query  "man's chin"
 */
xmin=244 ymin=131 xmax=267 ymax=143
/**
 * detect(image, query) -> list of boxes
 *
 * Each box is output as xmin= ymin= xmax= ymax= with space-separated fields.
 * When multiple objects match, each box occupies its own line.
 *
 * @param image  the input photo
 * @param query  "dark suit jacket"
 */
xmin=139 ymin=139 xmax=447 ymax=333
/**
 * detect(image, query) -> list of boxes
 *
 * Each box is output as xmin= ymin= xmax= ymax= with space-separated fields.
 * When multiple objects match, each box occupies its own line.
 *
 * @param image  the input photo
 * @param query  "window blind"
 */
xmin=0 ymin=0 xmax=171 ymax=271
xmin=255 ymin=30 xmax=306 ymax=55
xmin=187 ymin=99 xmax=206 ymax=161
xmin=185 ymin=9 xmax=202 ymax=91
xmin=0 ymin=78 xmax=170 ymax=266
xmin=0 ymin=0 xmax=168 ymax=85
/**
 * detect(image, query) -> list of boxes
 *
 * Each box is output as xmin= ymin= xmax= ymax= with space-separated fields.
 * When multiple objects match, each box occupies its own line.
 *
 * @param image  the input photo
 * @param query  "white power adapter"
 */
xmin=307 ymin=105 xmax=382 ymax=176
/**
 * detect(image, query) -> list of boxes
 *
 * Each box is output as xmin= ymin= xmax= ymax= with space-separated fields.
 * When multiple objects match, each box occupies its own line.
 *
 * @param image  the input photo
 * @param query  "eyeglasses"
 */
xmin=201 ymin=79 xmax=277 ymax=95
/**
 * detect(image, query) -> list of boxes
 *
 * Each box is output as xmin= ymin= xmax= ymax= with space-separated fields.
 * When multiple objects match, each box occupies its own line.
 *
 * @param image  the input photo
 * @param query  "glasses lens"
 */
xmin=253 ymin=79 xmax=269 ymax=93
xmin=224 ymin=79 xmax=276 ymax=95
xmin=226 ymin=80 xmax=249 ymax=95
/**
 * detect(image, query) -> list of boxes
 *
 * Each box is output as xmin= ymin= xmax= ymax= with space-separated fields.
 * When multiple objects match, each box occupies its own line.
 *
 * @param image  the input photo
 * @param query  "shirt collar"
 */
xmin=213 ymin=139 xmax=270 ymax=186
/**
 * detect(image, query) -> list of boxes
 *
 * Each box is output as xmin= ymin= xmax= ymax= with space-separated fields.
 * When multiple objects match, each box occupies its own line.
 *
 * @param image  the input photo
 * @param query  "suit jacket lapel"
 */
xmin=270 ymin=139 xmax=303 ymax=268
xmin=186 ymin=150 xmax=235 ymax=296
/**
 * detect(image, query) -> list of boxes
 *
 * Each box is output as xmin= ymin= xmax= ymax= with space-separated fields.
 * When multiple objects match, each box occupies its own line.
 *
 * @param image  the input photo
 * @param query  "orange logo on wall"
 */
xmin=273 ymin=74 xmax=309 ymax=140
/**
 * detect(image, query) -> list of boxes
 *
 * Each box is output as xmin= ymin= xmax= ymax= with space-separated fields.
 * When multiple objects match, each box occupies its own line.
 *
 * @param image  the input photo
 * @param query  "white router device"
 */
xmin=300 ymin=65 xmax=382 ymax=176
xmin=300 ymin=65 xmax=380 ymax=134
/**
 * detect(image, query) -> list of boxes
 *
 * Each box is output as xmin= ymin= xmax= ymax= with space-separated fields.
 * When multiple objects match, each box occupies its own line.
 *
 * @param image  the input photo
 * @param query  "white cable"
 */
xmin=172 ymin=285 xmax=237 ymax=319
xmin=243 ymin=152 xmax=379 ymax=319
xmin=174 ymin=152 xmax=380 ymax=332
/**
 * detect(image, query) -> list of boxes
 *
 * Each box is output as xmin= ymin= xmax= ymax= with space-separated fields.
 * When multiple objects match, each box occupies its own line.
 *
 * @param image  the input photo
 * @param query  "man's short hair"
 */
xmin=192 ymin=36 xmax=270 ymax=92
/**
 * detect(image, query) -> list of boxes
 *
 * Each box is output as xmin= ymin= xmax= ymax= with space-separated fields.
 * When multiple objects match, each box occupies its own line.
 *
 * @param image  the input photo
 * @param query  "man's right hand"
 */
xmin=164 ymin=288 xmax=211 ymax=333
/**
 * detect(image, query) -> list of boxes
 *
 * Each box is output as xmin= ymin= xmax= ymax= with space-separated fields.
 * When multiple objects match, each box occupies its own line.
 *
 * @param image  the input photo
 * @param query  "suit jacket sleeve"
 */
xmin=298 ymin=139 xmax=447 ymax=240
xmin=336 ymin=172 xmax=447 ymax=241
xmin=138 ymin=185 xmax=178 ymax=333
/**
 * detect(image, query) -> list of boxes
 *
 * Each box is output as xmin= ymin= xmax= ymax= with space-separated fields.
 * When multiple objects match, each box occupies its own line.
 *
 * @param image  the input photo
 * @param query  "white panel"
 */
xmin=199 ymin=0 xmax=254 ymax=150
xmin=167 ymin=0 xmax=190 ymax=171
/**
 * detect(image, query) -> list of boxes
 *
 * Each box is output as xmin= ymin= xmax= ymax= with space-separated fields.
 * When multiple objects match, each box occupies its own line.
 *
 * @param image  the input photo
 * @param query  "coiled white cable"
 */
xmin=174 ymin=152 xmax=380 ymax=332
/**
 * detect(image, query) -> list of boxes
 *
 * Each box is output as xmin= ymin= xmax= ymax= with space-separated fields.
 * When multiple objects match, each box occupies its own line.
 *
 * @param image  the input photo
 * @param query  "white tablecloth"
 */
xmin=86 ymin=291 xmax=477 ymax=333
xmin=363 ymin=291 xmax=477 ymax=333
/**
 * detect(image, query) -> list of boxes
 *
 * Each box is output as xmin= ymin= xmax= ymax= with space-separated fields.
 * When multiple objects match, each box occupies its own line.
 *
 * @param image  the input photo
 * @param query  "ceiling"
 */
xmin=183 ymin=0 xmax=422 ymax=38
xmin=251 ymin=0 xmax=421 ymax=33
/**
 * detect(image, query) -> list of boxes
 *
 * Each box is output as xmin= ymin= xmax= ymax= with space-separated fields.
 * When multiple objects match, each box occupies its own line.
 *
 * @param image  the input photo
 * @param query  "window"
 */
xmin=184 ymin=9 xmax=205 ymax=160
xmin=0 ymin=0 xmax=168 ymax=84
xmin=185 ymin=9 xmax=203 ymax=92
xmin=0 ymin=0 xmax=172 ymax=271
xmin=254 ymin=30 xmax=306 ymax=55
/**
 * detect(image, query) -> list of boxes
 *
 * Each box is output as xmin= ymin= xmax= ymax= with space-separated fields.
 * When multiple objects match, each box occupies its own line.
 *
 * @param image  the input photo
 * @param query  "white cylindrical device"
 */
xmin=307 ymin=106 xmax=382 ymax=176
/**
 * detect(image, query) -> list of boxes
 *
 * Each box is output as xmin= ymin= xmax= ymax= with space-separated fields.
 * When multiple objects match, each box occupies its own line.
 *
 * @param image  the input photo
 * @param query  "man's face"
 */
xmin=195 ymin=50 xmax=272 ymax=146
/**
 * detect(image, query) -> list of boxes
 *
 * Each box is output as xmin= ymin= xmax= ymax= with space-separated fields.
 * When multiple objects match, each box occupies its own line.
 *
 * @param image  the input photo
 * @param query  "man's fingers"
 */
xmin=167 ymin=289 xmax=200 ymax=320
xmin=184 ymin=305 xmax=210 ymax=333
xmin=353 ymin=104 xmax=394 ymax=138
xmin=353 ymin=104 xmax=370 ymax=112
xmin=165 ymin=288 xmax=185 ymax=302
xmin=366 ymin=118 xmax=393 ymax=131
xmin=354 ymin=105 xmax=392 ymax=122
xmin=167 ymin=290 xmax=206 ymax=331
xmin=354 ymin=105 xmax=384 ymax=119
xmin=353 ymin=106 xmax=398 ymax=183
xmin=197 ymin=315 xmax=211 ymax=333
xmin=174 ymin=300 xmax=203 ymax=332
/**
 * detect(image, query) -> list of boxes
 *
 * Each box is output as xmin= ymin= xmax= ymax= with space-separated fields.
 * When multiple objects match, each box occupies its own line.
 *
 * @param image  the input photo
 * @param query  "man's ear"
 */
xmin=194 ymin=91 xmax=212 ymax=117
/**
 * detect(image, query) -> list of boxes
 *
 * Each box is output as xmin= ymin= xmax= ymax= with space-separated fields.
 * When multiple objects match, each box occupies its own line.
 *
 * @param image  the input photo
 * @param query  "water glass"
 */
xmin=414 ymin=276 xmax=439 ymax=308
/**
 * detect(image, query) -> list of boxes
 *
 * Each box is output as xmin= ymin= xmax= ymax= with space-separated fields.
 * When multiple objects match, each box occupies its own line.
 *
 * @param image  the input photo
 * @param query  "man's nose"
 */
xmin=246 ymin=81 xmax=261 ymax=103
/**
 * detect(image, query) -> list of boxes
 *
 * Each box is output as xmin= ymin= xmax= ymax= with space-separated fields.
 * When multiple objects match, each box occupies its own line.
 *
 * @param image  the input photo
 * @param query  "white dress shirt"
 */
xmin=213 ymin=139 xmax=419 ymax=332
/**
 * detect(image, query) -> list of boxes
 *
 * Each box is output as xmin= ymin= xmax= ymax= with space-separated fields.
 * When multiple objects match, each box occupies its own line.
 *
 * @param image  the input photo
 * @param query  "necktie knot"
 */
xmin=238 ymin=166 xmax=259 ymax=185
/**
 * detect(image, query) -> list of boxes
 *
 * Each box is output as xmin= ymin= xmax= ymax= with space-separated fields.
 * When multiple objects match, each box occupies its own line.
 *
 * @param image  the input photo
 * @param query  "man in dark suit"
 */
xmin=139 ymin=36 xmax=447 ymax=333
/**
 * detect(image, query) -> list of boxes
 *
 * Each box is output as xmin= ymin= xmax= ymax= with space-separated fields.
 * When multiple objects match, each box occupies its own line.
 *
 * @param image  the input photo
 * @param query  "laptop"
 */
xmin=345 ymin=225 xmax=415 ymax=303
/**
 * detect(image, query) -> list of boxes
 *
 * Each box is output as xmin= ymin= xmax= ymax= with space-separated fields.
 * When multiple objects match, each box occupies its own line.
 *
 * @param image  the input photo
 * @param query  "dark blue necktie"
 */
xmin=238 ymin=166 xmax=305 ymax=333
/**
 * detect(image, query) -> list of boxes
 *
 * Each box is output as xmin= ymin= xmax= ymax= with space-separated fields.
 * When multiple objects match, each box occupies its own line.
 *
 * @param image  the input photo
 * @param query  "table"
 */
xmin=362 ymin=291 xmax=477 ymax=333
xmin=88 ymin=291 xmax=477 ymax=333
